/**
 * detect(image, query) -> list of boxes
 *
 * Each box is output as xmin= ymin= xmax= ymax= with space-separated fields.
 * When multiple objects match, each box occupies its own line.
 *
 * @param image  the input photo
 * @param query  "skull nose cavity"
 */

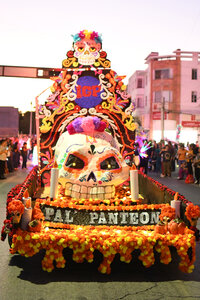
xmin=84 ymin=50 xmax=89 ymax=55
xmin=87 ymin=171 xmax=97 ymax=182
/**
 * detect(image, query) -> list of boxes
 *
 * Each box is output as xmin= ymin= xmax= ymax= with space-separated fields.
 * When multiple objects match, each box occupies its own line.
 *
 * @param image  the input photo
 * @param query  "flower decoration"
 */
xmin=10 ymin=223 xmax=196 ymax=274
xmin=185 ymin=204 xmax=200 ymax=222
xmin=8 ymin=200 xmax=24 ymax=215
xmin=1 ymin=161 xmax=198 ymax=274
xmin=72 ymin=30 xmax=102 ymax=44
xmin=67 ymin=116 xmax=107 ymax=135
xmin=159 ymin=205 xmax=176 ymax=221
xmin=7 ymin=200 xmax=25 ymax=224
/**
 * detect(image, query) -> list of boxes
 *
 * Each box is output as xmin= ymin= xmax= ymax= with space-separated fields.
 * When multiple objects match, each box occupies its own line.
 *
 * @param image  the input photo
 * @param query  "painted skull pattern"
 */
xmin=55 ymin=131 xmax=129 ymax=200
xmin=74 ymin=38 xmax=101 ymax=65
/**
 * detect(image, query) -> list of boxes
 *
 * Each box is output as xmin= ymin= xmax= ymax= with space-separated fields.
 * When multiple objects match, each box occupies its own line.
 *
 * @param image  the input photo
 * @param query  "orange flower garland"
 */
xmin=7 ymin=200 xmax=24 ymax=215
xmin=159 ymin=205 xmax=176 ymax=221
xmin=185 ymin=203 xmax=200 ymax=222
xmin=3 ymin=166 xmax=198 ymax=275
xmin=36 ymin=197 xmax=165 ymax=212
xmin=10 ymin=226 xmax=196 ymax=274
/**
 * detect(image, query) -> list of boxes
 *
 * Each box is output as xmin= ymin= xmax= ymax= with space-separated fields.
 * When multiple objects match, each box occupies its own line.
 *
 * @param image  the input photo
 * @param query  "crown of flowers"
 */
xmin=72 ymin=30 xmax=102 ymax=44
xmin=67 ymin=116 xmax=107 ymax=135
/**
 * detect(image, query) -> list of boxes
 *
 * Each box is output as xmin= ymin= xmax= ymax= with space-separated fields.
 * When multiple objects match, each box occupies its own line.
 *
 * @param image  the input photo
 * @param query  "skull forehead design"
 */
xmin=74 ymin=38 xmax=101 ymax=65
xmin=55 ymin=131 xmax=129 ymax=200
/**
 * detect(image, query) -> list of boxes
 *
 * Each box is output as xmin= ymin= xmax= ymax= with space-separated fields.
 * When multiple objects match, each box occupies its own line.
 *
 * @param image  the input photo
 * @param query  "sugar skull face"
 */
xmin=11 ymin=211 xmax=22 ymax=224
xmin=55 ymin=131 xmax=129 ymax=200
xmin=74 ymin=38 xmax=101 ymax=65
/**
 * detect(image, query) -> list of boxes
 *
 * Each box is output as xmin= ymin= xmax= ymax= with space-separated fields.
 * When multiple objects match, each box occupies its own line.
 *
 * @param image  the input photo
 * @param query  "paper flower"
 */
xmin=67 ymin=116 xmax=107 ymax=135
xmin=185 ymin=204 xmax=200 ymax=222
xmin=159 ymin=205 xmax=176 ymax=221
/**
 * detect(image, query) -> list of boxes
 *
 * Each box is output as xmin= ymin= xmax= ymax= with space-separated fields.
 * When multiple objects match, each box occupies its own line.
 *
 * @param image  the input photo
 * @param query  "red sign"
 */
xmin=182 ymin=121 xmax=200 ymax=127
xmin=152 ymin=112 xmax=167 ymax=120
xmin=76 ymin=85 xmax=101 ymax=98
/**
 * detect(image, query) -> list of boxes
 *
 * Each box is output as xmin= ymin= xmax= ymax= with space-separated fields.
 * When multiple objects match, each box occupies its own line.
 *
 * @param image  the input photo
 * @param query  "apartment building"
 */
xmin=128 ymin=50 xmax=200 ymax=144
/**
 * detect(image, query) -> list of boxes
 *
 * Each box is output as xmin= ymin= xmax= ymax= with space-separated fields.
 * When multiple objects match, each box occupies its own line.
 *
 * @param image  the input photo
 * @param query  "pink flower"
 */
xmin=90 ymin=31 xmax=98 ymax=40
xmin=78 ymin=31 xmax=85 ymax=39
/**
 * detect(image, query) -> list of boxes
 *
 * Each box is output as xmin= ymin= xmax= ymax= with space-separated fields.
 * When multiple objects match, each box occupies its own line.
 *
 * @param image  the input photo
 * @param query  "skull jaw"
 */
xmin=58 ymin=165 xmax=130 ymax=201
xmin=62 ymin=181 xmax=116 ymax=200
xmin=77 ymin=55 xmax=96 ymax=66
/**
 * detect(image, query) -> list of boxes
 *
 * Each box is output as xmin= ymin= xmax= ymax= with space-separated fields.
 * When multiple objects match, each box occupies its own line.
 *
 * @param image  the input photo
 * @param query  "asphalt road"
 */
xmin=0 ymin=164 xmax=200 ymax=300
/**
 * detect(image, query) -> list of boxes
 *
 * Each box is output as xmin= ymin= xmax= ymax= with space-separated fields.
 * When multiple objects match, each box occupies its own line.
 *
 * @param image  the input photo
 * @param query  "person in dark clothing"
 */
xmin=160 ymin=145 xmax=172 ymax=177
xmin=12 ymin=142 xmax=20 ymax=170
xmin=168 ymin=141 xmax=175 ymax=172
xmin=6 ymin=139 xmax=14 ymax=172
xmin=155 ymin=143 xmax=162 ymax=173
xmin=150 ymin=141 xmax=157 ymax=172
xmin=0 ymin=139 xmax=7 ymax=179
xmin=194 ymin=148 xmax=200 ymax=184
xmin=21 ymin=142 xmax=28 ymax=169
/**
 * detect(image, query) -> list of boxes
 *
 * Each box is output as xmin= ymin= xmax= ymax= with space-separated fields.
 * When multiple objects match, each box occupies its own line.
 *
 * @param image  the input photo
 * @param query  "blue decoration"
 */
xmin=75 ymin=76 xmax=103 ymax=108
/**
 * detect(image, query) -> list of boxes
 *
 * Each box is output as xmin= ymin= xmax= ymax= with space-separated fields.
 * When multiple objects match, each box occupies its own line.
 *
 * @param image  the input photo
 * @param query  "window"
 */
xmin=191 ymin=91 xmax=197 ymax=103
xmin=153 ymin=90 xmax=172 ymax=103
xmin=154 ymin=69 xmax=171 ymax=79
xmin=137 ymin=78 xmax=143 ymax=88
xmin=192 ymin=69 xmax=197 ymax=80
xmin=154 ymin=91 xmax=161 ymax=103
xmin=137 ymin=97 xmax=144 ymax=108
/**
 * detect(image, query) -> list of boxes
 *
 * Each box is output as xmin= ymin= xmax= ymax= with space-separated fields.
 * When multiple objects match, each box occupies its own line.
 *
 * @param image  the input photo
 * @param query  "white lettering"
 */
xmin=89 ymin=212 xmax=99 ymax=224
xmin=54 ymin=209 xmax=63 ymax=222
xmin=120 ymin=212 xmax=129 ymax=224
xmin=45 ymin=207 xmax=55 ymax=221
xmin=150 ymin=211 xmax=160 ymax=224
xmin=129 ymin=212 xmax=139 ymax=224
xmin=64 ymin=210 xmax=74 ymax=223
xmin=108 ymin=212 xmax=118 ymax=224
xmin=98 ymin=212 xmax=107 ymax=224
xmin=140 ymin=212 xmax=150 ymax=224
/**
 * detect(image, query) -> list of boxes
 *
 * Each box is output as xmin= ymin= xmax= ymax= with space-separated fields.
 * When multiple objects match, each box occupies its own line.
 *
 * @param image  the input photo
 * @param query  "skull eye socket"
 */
xmin=11 ymin=212 xmax=20 ymax=216
xmin=65 ymin=154 xmax=85 ymax=169
xmin=100 ymin=156 xmax=120 ymax=170
xmin=90 ymin=47 xmax=96 ymax=52
xmin=78 ymin=47 xmax=84 ymax=52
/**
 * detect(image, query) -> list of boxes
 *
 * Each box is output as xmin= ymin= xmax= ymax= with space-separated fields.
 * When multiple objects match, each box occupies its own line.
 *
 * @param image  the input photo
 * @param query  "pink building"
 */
xmin=128 ymin=50 xmax=200 ymax=144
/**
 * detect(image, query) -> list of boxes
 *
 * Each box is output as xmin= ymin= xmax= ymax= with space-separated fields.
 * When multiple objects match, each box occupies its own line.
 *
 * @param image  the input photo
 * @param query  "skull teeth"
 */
xmin=78 ymin=56 xmax=95 ymax=65
xmin=64 ymin=183 xmax=115 ymax=200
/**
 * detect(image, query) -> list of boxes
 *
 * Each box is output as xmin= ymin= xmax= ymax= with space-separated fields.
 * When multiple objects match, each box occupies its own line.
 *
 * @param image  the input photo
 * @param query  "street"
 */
xmin=0 ymin=165 xmax=200 ymax=300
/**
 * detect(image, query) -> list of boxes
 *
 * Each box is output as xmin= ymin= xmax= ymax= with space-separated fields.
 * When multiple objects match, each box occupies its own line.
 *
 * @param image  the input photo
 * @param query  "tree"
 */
xmin=19 ymin=111 xmax=36 ymax=135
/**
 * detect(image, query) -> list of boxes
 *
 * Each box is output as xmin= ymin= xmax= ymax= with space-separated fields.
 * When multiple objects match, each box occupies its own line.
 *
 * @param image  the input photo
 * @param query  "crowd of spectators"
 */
xmin=0 ymin=135 xmax=36 ymax=180
xmin=137 ymin=139 xmax=200 ymax=186
xmin=1 ymin=135 xmax=200 ymax=187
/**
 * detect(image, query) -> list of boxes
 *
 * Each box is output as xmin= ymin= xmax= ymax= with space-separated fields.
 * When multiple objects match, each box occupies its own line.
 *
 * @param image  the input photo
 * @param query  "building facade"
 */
xmin=128 ymin=50 xmax=200 ymax=144
xmin=0 ymin=106 xmax=19 ymax=137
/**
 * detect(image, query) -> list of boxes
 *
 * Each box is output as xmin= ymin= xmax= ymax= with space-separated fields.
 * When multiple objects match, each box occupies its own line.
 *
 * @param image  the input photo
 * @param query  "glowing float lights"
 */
xmin=139 ymin=141 xmax=152 ymax=158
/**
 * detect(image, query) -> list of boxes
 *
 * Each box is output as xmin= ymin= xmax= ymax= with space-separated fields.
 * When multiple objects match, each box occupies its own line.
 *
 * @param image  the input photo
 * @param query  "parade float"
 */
xmin=1 ymin=30 xmax=200 ymax=274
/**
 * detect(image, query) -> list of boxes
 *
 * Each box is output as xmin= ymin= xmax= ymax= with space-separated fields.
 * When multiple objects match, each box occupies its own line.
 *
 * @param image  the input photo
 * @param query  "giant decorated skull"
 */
xmin=55 ymin=118 xmax=129 ymax=200
xmin=74 ymin=38 xmax=101 ymax=65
